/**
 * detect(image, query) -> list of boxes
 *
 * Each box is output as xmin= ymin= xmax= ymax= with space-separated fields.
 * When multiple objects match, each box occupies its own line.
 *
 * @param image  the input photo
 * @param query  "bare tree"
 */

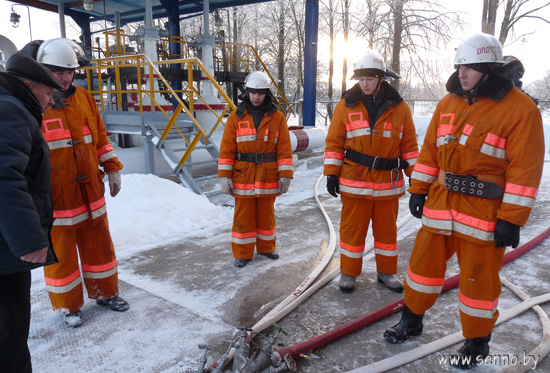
xmin=255 ymin=0 xmax=304 ymax=109
xmin=385 ymin=0 xmax=460 ymax=92
xmin=482 ymin=0 xmax=498 ymax=34
xmin=278 ymin=1 xmax=286 ymax=97
xmin=526 ymin=70 xmax=550 ymax=117
xmin=498 ymin=0 xmax=550 ymax=45
xmin=389 ymin=0 xmax=404 ymax=90
xmin=320 ymin=0 xmax=337 ymax=119
xmin=288 ymin=0 xmax=306 ymax=102
xmin=341 ymin=0 xmax=351 ymax=93
xmin=352 ymin=0 xmax=386 ymax=48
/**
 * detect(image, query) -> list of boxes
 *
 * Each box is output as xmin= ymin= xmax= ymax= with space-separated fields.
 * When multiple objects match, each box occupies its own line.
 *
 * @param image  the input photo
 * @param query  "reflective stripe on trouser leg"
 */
xmin=339 ymin=195 xmax=373 ymax=277
xmin=456 ymin=237 xmax=504 ymax=339
xmin=44 ymin=228 xmax=84 ymax=313
xmin=404 ymin=228 xmax=454 ymax=316
xmin=255 ymin=197 xmax=276 ymax=255
xmin=232 ymin=198 xmax=257 ymax=260
xmin=77 ymin=218 xmax=119 ymax=300
xmin=372 ymin=198 xmax=399 ymax=274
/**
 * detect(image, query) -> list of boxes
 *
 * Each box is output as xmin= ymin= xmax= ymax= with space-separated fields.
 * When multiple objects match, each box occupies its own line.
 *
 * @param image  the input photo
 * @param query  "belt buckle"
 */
xmin=371 ymin=156 xmax=380 ymax=170
xmin=255 ymin=153 xmax=262 ymax=163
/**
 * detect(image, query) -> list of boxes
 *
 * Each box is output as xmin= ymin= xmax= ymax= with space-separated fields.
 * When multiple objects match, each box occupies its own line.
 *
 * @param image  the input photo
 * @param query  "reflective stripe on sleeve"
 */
xmin=411 ymin=163 xmax=439 ymax=184
xmin=278 ymin=158 xmax=295 ymax=172
xmin=502 ymin=183 xmax=537 ymax=208
xmin=218 ymin=158 xmax=235 ymax=172
xmin=324 ymin=151 xmax=344 ymax=166
xmin=218 ymin=164 xmax=233 ymax=171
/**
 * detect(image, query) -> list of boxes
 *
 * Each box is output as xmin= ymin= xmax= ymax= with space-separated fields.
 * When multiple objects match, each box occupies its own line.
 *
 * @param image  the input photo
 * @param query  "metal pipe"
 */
xmin=203 ymin=0 xmax=210 ymax=36
xmin=145 ymin=0 xmax=153 ymax=27
xmin=58 ymin=2 xmax=66 ymax=38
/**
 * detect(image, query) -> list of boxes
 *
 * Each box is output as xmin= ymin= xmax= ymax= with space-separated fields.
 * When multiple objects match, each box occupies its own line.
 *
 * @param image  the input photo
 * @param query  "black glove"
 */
xmin=494 ymin=219 xmax=521 ymax=248
xmin=409 ymin=193 xmax=427 ymax=219
xmin=326 ymin=175 xmax=340 ymax=197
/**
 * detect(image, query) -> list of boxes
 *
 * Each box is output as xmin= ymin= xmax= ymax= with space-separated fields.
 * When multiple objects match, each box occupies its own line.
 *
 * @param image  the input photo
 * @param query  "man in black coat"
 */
xmin=0 ymin=52 xmax=62 ymax=373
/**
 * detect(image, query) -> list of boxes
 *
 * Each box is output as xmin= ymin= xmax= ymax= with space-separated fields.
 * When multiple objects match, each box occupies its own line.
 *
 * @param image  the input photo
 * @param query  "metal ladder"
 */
xmin=102 ymin=110 xmax=219 ymax=194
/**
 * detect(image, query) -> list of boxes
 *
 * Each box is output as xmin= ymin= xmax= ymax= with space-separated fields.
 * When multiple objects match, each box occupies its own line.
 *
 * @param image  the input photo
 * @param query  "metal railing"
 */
xmin=82 ymin=54 xmax=235 ymax=170
xmin=104 ymin=29 xmax=137 ymax=57
xmin=214 ymin=40 xmax=295 ymax=116
xmin=91 ymin=30 xmax=294 ymax=117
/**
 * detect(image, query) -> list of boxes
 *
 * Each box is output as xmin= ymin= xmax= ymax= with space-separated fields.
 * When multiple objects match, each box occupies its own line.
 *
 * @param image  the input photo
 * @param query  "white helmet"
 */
xmin=36 ymin=38 xmax=86 ymax=69
xmin=351 ymin=50 xmax=386 ymax=79
xmin=454 ymin=33 xmax=504 ymax=66
xmin=245 ymin=71 xmax=271 ymax=89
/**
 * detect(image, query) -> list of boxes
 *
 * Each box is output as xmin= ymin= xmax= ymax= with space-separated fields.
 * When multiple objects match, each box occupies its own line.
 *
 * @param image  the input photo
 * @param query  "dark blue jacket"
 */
xmin=0 ymin=72 xmax=56 ymax=274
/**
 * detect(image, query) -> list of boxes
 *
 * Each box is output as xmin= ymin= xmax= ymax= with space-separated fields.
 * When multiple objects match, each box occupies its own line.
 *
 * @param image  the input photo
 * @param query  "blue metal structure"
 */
xmin=303 ymin=0 xmax=318 ymax=127
xmin=10 ymin=1 xmax=276 ymax=25
xmin=10 ymin=0 xmax=320 ymax=127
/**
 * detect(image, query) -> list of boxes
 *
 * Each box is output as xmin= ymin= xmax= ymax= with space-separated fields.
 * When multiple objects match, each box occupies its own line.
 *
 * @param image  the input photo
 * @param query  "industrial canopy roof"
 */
xmin=9 ymin=0 xmax=275 ymax=25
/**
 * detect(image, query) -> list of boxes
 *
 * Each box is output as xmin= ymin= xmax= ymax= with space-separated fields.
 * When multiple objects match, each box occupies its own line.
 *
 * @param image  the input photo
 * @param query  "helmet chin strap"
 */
xmin=367 ymin=77 xmax=383 ymax=99
xmin=465 ymin=72 xmax=488 ymax=105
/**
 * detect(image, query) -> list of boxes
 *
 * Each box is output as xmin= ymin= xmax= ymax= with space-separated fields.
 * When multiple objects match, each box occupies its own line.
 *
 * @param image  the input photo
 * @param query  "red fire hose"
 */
xmin=274 ymin=225 xmax=550 ymax=359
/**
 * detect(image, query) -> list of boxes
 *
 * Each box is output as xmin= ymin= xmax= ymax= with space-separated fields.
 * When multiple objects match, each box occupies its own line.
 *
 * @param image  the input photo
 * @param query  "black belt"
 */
xmin=443 ymin=173 xmax=503 ymax=199
xmin=345 ymin=149 xmax=408 ymax=170
xmin=236 ymin=152 xmax=277 ymax=163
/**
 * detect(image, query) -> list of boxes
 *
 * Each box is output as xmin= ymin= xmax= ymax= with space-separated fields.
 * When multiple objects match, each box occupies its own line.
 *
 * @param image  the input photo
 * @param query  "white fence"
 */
xmin=308 ymin=99 xmax=550 ymax=125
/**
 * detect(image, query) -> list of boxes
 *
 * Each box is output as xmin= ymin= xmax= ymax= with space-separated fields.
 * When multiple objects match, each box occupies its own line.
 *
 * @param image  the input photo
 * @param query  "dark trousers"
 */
xmin=0 ymin=271 xmax=32 ymax=373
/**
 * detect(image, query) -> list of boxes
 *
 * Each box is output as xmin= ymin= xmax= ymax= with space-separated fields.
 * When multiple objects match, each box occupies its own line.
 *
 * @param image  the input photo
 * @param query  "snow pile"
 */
xmin=106 ymin=173 xmax=233 ymax=257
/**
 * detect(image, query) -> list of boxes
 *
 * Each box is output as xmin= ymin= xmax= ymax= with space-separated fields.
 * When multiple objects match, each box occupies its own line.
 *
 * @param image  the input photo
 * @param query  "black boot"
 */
xmin=64 ymin=309 xmax=82 ymax=328
xmin=449 ymin=334 xmax=491 ymax=369
xmin=96 ymin=295 xmax=129 ymax=312
xmin=259 ymin=251 xmax=279 ymax=260
xmin=383 ymin=305 xmax=424 ymax=343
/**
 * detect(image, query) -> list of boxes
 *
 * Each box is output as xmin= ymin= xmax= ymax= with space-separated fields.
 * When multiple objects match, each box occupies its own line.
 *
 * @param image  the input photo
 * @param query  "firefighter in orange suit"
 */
xmin=218 ymin=71 xmax=294 ymax=268
xmin=29 ymin=38 xmax=129 ymax=328
xmin=383 ymin=33 xmax=544 ymax=369
xmin=324 ymin=50 xmax=418 ymax=293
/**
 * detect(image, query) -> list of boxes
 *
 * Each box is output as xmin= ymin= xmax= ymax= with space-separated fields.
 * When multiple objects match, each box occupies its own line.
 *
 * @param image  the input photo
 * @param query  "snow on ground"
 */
xmin=26 ymin=118 xmax=550 ymax=372
xmin=108 ymin=174 xmax=233 ymax=257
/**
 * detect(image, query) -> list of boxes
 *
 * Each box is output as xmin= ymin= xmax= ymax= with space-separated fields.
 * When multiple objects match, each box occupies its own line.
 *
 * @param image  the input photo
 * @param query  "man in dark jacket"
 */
xmin=0 ymin=52 xmax=62 ymax=373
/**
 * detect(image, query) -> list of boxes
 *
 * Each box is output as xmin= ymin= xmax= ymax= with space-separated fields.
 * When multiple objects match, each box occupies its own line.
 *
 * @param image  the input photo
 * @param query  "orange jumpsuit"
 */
xmin=41 ymin=86 xmax=123 ymax=313
xmin=218 ymin=103 xmax=294 ymax=260
xmin=324 ymin=83 xmax=418 ymax=277
xmin=405 ymin=75 xmax=544 ymax=338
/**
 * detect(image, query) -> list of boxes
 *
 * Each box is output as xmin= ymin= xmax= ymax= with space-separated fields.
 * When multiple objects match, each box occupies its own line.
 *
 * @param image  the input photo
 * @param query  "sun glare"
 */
xmin=318 ymin=34 xmax=373 ymax=86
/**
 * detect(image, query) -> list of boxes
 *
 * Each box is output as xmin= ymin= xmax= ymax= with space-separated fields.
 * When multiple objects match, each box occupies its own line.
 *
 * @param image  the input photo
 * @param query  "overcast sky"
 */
xmin=1 ymin=0 xmax=549 ymax=84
